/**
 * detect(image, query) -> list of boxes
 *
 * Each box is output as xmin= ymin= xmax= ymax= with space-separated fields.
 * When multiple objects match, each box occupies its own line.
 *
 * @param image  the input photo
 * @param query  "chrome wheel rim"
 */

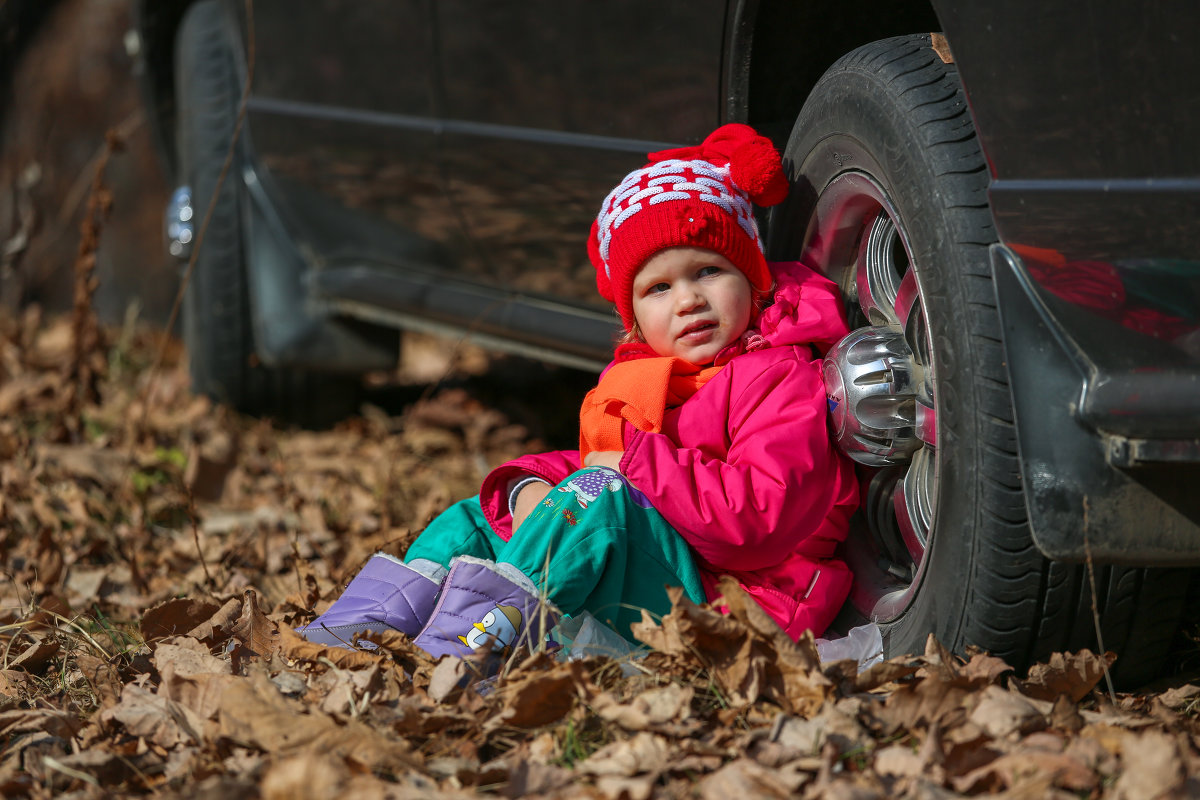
xmin=803 ymin=172 xmax=939 ymax=622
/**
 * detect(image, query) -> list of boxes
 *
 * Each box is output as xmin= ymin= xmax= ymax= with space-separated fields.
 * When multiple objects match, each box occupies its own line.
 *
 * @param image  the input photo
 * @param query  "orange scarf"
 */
xmin=579 ymin=357 xmax=721 ymax=462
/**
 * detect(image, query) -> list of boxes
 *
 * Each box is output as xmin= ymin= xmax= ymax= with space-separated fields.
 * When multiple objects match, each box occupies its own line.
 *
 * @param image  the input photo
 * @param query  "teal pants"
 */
xmin=404 ymin=467 xmax=706 ymax=640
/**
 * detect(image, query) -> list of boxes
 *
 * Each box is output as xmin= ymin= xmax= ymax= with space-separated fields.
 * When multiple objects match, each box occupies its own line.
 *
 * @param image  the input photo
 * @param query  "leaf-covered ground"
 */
xmin=2 ymin=311 xmax=1199 ymax=800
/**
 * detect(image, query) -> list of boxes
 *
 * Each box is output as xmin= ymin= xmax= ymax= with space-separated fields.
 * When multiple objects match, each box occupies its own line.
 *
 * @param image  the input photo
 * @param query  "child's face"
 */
xmin=631 ymin=246 xmax=753 ymax=366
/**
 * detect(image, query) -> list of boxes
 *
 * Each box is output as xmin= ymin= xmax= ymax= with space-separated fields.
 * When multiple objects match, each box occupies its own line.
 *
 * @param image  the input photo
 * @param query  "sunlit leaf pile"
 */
xmin=1 ymin=312 xmax=1198 ymax=799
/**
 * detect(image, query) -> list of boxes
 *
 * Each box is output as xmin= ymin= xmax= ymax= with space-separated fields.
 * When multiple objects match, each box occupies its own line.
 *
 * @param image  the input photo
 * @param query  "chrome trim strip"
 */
xmin=991 ymin=177 xmax=1200 ymax=193
xmin=246 ymin=96 xmax=679 ymax=153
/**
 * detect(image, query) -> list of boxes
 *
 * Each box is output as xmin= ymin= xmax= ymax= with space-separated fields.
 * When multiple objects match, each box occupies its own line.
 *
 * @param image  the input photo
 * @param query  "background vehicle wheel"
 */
xmin=174 ymin=0 xmax=360 ymax=427
xmin=768 ymin=34 xmax=1192 ymax=687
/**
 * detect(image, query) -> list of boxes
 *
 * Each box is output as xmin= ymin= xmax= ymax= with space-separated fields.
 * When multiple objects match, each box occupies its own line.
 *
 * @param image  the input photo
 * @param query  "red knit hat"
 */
xmin=587 ymin=123 xmax=789 ymax=330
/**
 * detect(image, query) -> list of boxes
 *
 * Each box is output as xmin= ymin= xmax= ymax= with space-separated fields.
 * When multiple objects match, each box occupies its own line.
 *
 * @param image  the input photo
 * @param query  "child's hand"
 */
xmin=512 ymin=481 xmax=552 ymax=532
xmin=584 ymin=450 xmax=624 ymax=471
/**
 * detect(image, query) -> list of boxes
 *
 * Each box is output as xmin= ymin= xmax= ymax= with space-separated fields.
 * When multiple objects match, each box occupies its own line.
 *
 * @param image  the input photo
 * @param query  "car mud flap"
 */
xmin=239 ymin=165 xmax=396 ymax=373
xmin=991 ymin=245 xmax=1200 ymax=566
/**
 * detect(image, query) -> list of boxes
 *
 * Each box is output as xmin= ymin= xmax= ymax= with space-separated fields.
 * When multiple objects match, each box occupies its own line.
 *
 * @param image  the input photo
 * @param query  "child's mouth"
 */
xmin=679 ymin=322 xmax=717 ymax=342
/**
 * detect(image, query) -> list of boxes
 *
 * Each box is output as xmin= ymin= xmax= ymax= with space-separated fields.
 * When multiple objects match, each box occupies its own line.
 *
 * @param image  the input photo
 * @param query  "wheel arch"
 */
xmin=731 ymin=0 xmax=943 ymax=146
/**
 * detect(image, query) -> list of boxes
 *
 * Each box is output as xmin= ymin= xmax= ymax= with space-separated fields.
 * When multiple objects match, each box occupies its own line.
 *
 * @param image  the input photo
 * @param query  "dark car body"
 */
xmin=134 ymin=1 xmax=954 ymax=369
xmin=936 ymin=3 xmax=1200 ymax=563
xmin=131 ymin=2 xmax=1199 ymax=570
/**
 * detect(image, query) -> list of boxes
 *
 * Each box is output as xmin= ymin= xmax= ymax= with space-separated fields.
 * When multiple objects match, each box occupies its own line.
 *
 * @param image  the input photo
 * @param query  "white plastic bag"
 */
xmin=554 ymin=612 xmax=643 ymax=674
xmin=815 ymin=622 xmax=884 ymax=672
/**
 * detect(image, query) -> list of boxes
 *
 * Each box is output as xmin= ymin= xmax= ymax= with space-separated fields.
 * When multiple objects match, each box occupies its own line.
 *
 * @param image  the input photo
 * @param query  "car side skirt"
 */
xmin=311 ymin=266 xmax=616 ymax=373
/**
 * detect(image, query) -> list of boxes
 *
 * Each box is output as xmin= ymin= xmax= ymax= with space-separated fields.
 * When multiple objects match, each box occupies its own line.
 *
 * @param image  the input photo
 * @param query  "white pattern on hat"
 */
xmin=627 ymin=185 xmax=666 ymax=204
xmin=610 ymin=202 xmax=644 ymax=233
xmin=648 ymin=190 xmax=692 ymax=205
xmin=595 ymin=159 xmax=760 ymax=264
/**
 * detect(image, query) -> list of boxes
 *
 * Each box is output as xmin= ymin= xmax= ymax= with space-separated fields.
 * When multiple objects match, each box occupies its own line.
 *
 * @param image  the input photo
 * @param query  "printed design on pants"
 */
xmin=558 ymin=467 xmax=625 ymax=509
xmin=460 ymin=604 xmax=523 ymax=652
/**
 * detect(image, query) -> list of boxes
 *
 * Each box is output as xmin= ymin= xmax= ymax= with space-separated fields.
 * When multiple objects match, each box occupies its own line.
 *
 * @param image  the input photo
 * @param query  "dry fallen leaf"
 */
xmin=1156 ymin=683 xmax=1200 ymax=710
xmin=141 ymin=597 xmax=221 ymax=642
xmin=260 ymin=753 xmax=352 ymax=800
xmin=580 ymin=731 xmax=671 ymax=778
xmin=277 ymin=624 xmax=385 ymax=670
xmin=487 ymin=660 xmax=580 ymax=729
xmin=185 ymin=597 xmax=243 ymax=644
xmin=1112 ymin=729 xmax=1185 ymax=800
xmin=229 ymin=589 xmax=281 ymax=671
xmin=0 ymin=707 xmax=84 ymax=740
xmin=33 ymin=442 xmax=130 ymax=486
xmin=876 ymin=670 xmax=975 ymax=736
xmin=7 ymin=636 xmax=60 ymax=672
xmin=427 ymin=657 xmax=473 ymax=704
xmin=154 ymin=638 xmax=235 ymax=720
xmin=594 ymin=682 xmax=694 ymax=732
xmin=216 ymin=672 xmax=419 ymax=772
xmin=632 ymin=580 xmax=832 ymax=716
xmin=100 ymin=682 xmax=204 ymax=749
xmin=872 ymin=742 xmax=926 ymax=780
xmin=968 ymin=685 xmax=1047 ymax=739
xmin=0 ymin=670 xmax=39 ymax=699
xmin=1018 ymin=650 xmax=1117 ymax=703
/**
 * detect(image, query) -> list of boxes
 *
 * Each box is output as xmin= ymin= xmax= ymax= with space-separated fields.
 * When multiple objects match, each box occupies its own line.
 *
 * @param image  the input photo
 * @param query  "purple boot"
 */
xmin=413 ymin=556 xmax=559 ymax=660
xmin=297 ymin=553 xmax=444 ymax=648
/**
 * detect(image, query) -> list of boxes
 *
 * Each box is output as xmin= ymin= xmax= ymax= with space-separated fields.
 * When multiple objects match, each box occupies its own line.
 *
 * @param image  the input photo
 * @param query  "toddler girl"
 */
xmin=298 ymin=124 xmax=860 ymax=660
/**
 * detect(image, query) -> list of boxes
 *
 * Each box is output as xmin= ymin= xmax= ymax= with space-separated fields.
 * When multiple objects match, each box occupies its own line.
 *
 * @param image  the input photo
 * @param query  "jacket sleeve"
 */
xmin=619 ymin=350 xmax=857 ymax=572
xmin=479 ymin=450 xmax=581 ymax=542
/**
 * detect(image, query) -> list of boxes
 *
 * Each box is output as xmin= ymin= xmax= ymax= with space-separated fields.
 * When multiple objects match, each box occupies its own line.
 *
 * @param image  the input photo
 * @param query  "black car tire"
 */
xmin=769 ymin=34 xmax=1191 ymax=687
xmin=174 ymin=0 xmax=360 ymax=426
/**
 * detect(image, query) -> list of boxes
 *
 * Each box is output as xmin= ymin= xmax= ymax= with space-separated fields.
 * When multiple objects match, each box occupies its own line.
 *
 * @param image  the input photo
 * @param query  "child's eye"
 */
xmin=648 ymin=282 xmax=671 ymax=294
xmin=697 ymin=266 xmax=723 ymax=278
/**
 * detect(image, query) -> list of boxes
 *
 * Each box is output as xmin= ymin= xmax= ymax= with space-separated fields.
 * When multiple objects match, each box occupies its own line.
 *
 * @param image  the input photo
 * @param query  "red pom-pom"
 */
xmin=730 ymin=138 xmax=789 ymax=207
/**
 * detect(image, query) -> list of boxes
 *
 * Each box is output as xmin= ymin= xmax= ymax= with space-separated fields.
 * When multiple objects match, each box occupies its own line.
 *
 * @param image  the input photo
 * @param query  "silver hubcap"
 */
xmin=803 ymin=173 xmax=938 ymax=621
xmin=165 ymin=185 xmax=195 ymax=260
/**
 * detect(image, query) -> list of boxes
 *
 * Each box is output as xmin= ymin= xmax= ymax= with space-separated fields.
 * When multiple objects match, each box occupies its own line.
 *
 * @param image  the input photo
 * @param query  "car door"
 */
xmin=244 ymin=0 xmax=456 ymax=268
xmin=432 ymin=1 xmax=728 ymax=309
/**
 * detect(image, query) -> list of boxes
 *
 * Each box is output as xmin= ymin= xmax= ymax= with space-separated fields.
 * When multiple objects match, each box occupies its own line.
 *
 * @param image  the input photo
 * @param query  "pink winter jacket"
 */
xmin=479 ymin=261 xmax=861 ymax=640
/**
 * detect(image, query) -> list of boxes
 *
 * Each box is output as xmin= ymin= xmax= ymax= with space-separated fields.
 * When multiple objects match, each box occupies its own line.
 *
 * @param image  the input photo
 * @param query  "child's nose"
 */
xmin=675 ymin=285 xmax=705 ymax=312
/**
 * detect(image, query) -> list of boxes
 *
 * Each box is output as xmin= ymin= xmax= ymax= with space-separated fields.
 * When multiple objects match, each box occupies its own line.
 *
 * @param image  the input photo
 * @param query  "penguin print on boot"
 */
xmin=412 ymin=557 xmax=560 ymax=662
xmin=461 ymin=604 xmax=522 ymax=652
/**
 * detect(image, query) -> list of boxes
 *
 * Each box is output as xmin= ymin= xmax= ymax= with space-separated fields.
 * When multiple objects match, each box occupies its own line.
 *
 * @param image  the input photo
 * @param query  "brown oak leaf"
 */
xmin=229 ymin=589 xmax=281 ymax=672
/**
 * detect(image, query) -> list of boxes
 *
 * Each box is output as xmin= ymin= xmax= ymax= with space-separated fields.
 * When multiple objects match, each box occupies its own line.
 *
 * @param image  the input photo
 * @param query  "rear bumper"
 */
xmin=992 ymin=245 xmax=1200 ymax=565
